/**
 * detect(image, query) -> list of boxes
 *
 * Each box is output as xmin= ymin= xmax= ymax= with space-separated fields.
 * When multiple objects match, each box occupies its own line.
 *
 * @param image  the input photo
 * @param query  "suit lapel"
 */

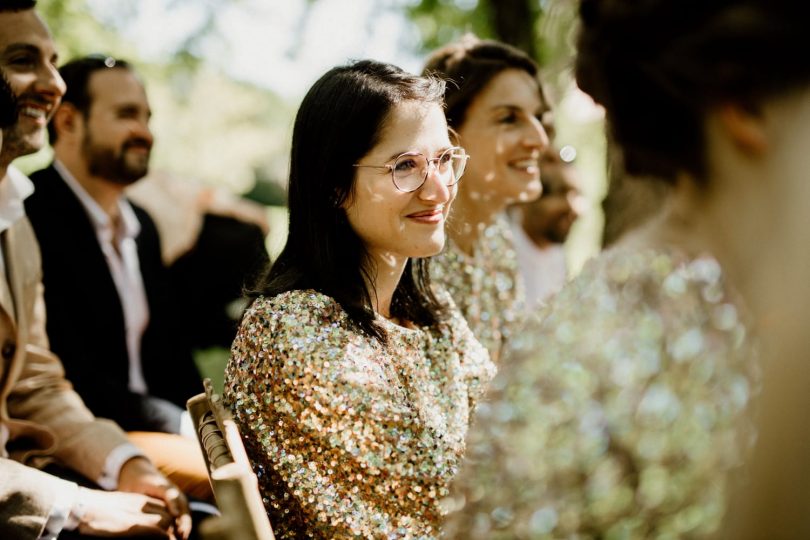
xmin=0 ymin=231 xmax=16 ymax=329
xmin=0 ymin=220 xmax=31 ymax=413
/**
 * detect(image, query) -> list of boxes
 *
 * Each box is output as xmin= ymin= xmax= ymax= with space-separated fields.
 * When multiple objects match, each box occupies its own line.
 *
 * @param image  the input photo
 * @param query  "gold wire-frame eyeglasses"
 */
xmin=353 ymin=146 xmax=469 ymax=193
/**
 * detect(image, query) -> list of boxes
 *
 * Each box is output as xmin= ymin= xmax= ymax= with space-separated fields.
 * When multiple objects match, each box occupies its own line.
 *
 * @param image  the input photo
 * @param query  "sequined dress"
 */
xmin=224 ymin=289 xmax=495 ymax=539
xmin=443 ymin=248 xmax=760 ymax=539
xmin=431 ymin=213 xmax=524 ymax=363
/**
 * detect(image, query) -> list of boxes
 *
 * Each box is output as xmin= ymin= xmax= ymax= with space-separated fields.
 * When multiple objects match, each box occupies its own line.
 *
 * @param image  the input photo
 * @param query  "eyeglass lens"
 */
xmin=392 ymin=148 xmax=466 ymax=192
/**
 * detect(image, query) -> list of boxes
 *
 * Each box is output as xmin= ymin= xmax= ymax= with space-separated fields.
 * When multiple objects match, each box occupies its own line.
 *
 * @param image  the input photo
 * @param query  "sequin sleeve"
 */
xmin=225 ymin=290 xmax=492 ymax=539
xmin=443 ymin=250 xmax=760 ymax=539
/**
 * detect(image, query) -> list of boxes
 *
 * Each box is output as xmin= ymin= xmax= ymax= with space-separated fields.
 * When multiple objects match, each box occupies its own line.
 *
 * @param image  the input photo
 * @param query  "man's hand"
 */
xmin=117 ymin=457 xmax=192 ymax=539
xmin=75 ymin=487 xmax=177 ymax=537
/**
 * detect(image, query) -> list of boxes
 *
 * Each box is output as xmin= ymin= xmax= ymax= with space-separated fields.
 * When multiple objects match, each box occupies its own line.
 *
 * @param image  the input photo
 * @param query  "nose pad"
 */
xmin=418 ymin=162 xmax=451 ymax=201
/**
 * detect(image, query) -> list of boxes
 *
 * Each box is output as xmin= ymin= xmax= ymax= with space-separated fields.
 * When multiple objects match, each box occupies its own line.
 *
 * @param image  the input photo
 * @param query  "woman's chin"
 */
xmin=501 ymin=177 xmax=542 ymax=205
xmin=408 ymin=236 xmax=446 ymax=259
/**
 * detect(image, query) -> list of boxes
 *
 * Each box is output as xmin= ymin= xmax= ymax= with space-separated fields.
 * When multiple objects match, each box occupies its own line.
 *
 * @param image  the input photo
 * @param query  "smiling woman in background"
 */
xmin=424 ymin=37 xmax=551 ymax=363
xmin=223 ymin=60 xmax=494 ymax=539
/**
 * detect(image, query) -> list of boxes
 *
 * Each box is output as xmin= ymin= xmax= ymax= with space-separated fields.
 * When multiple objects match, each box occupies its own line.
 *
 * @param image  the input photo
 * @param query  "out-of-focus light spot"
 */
xmin=559 ymin=144 xmax=577 ymax=163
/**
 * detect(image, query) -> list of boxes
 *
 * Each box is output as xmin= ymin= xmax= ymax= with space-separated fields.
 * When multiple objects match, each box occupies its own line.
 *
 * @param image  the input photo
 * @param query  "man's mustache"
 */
xmin=123 ymin=137 xmax=152 ymax=152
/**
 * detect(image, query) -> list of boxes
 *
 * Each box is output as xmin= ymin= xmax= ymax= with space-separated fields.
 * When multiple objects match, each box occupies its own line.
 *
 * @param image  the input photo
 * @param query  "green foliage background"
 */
xmin=19 ymin=0 xmax=295 ymax=200
xmin=16 ymin=0 xmax=606 ymax=386
xmin=20 ymin=0 xmax=604 ymax=273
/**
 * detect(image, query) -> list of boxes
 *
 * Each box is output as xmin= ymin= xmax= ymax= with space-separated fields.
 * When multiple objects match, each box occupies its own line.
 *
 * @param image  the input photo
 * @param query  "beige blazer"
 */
xmin=0 ymin=215 xmax=131 ymax=539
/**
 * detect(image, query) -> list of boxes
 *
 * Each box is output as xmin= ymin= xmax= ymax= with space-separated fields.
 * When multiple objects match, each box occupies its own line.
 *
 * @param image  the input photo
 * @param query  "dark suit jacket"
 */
xmin=171 ymin=213 xmax=268 ymax=350
xmin=24 ymin=164 xmax=201 ymax=433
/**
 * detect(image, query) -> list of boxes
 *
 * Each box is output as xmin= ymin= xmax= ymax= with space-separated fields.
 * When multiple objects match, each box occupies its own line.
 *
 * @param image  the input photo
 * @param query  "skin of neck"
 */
xmin=364 ymin=249 xmax=408 ymax=319
xmin=54 ymin=143 xmax=125 ymax=224
xmin=620 ymin=118 xmax=777 ymax=326
xmin=448 ymin=183 xmax=509 ymax=256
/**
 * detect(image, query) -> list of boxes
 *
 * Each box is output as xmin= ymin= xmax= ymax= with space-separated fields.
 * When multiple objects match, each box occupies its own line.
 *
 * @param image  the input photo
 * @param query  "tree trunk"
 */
xmin=486 ymin=0 xmax=537 ymax=58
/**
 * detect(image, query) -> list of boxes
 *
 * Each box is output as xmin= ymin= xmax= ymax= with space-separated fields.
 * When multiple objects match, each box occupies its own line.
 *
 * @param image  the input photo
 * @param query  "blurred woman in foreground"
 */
xmin=445 ymin=0 xmax=810 ymax=537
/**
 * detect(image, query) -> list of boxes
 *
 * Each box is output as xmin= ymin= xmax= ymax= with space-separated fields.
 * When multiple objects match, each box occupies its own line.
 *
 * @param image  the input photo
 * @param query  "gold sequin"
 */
xmin=431 ymin=213 xmax=524 ymax=363
xmin=443 ymin=248 xmax=761 ymax=539
xmin=224 ymin=289 xmax=494 ymax=539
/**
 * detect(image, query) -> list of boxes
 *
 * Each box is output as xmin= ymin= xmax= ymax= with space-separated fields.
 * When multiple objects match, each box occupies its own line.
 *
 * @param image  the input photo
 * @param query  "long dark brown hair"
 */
xmin=251 ymin=60 xmax=448 ymax=342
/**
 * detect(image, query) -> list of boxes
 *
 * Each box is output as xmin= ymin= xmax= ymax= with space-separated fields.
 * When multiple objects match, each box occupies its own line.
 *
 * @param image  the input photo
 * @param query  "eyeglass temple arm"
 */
xmin=352 ymin=164 xmax=392 ymax=170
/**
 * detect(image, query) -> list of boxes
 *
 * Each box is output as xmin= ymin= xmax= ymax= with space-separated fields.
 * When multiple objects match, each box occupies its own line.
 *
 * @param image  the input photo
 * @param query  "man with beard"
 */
xmin=0 ymin=4 xmax=193 ymax=538
xmin=24 ymin=55 xmax=211 ymax=502
xmin=509 ymin=143 xmax=584 ymax=309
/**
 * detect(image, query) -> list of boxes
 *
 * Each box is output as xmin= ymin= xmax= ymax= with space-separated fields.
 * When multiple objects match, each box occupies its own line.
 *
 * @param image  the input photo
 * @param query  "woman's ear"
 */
xmin=716 ymin=102 xmax=769 ymax=156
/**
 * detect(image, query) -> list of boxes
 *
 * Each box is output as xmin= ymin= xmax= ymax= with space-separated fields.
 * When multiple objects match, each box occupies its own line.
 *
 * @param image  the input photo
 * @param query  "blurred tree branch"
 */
xmin=484 ymin=0 xmax=538 ymax=58
xmin=403 ymin=0 xmax=578 ymax=96
xmin=289 ymin=0 xmax=579 ymax=97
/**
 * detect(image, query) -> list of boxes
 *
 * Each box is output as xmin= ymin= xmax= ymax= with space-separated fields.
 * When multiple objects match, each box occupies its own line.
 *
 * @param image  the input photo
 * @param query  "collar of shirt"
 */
xmin=53 ymin=159 xmax=141 ymax=246
xmin=0 ymin=166 xmax=35 ymax=235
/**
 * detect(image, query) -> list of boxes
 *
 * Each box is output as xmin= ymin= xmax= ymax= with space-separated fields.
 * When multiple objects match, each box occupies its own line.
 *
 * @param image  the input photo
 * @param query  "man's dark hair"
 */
xmin=251 ymin=59 xmax=448 ymax=342
xmin=0 ymin=0 xmax=36 ymax=13
xmin=0 ymin=75 xmax=16 ymax=128
xmin=48 ymin=55 xmax=132 ymax=143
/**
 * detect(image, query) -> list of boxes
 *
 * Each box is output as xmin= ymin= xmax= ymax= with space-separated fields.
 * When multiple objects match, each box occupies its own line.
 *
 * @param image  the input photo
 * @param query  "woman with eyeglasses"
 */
xmin=423 ymin=36 xmax=551 ymax=363
xmin=442 ymin=0 xmax=810 ymax=537
xmin=223 ymin=60 xmax=494 ymax=539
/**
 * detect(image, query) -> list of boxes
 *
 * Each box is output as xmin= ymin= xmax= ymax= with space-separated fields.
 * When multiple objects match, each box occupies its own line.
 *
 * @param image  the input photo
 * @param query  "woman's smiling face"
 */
xmin=456 ymin=68 xmax=550 ymax=207
xmin=345 ymin=100 xmax=457 ymax=263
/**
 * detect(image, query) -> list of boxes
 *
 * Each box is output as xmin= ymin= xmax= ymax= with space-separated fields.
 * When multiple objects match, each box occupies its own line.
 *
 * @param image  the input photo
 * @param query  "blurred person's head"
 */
xmin=575 ymin=0 xmax=810 ymax=327
xmin=519 ymin=144 xmax=583 ymax=247
xmin=576 ymin=0 xmax=810 ymax=186
xmin=255 ymin=60 xmax=459 ymax=341
xmin=51 ymin=55 xmax=152 ymax=185
xmin=424 ymin=35 xmax=550 ymax=210
xmin=0 ymin=0 xmax=65 ymax=171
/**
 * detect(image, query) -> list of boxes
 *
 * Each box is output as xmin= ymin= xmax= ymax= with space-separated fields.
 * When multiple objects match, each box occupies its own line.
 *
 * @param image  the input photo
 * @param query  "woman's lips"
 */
xmin=406 ymin=207 xmax=444 ymax=224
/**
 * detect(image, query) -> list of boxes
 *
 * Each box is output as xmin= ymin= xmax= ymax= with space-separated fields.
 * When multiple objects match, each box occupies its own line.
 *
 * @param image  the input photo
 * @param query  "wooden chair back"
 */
xmin=187 ymin=378 xmax=275 ymax=540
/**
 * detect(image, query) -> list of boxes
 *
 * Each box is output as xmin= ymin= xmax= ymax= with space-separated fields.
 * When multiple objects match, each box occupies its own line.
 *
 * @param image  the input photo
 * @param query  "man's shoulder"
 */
xmin=25 ymin=163 xmax=67 ymax=209
xmin=24 ymin=165 xmax=89 ymax=245
xmin=26 ymin=163 xmax=60 ymax=187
